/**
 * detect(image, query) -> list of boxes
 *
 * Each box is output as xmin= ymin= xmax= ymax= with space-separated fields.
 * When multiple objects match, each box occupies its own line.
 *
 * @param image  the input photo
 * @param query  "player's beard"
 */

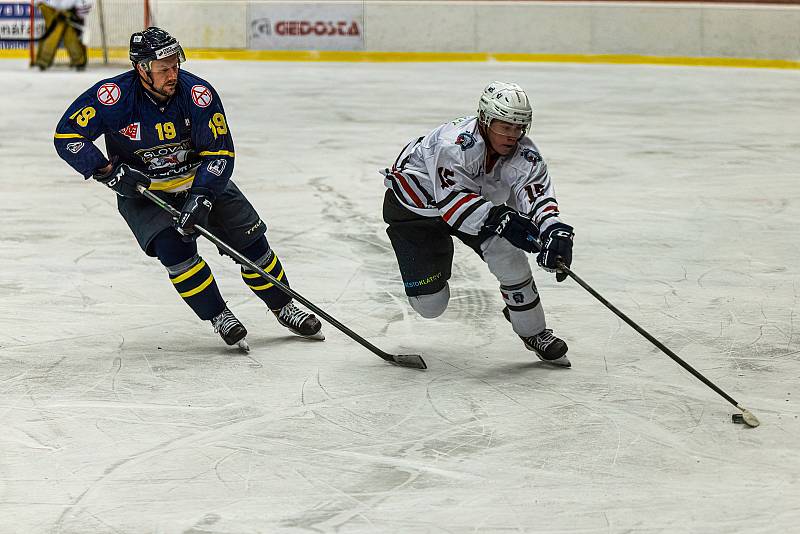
xmin=139 ymin=71 xmax=177 ymax=100
xmin=157 ymin=80 xmax=177 ymax=97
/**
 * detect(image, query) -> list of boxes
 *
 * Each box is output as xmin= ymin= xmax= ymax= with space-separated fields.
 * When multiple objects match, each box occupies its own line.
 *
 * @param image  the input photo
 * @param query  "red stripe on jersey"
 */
xmin=443 ymin=193 xmax=478 ymax=222
xmin=393 ymin=171 xmax=424 ymax=208
xmin=542 ymin=205 xmax=558 ymax=213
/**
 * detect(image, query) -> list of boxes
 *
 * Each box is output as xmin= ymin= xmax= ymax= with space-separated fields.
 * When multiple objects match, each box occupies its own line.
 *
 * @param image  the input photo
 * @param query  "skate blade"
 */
xmin=539 ymin=355 xmax=571 ymax=367
xmin=305 ymin=331 xmax=325 ymax=341
xmin=237 ymin=339 xmax=250 ymax=353
xmin=290 ymin=329 xmax=325 ymax=341
xmin=524 ymin=344 xmax=571 ymax=368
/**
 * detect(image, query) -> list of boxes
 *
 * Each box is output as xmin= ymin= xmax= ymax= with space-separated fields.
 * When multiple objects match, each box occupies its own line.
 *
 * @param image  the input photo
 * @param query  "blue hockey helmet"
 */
xmin=129 ymin=27 xmax=185 ymax=71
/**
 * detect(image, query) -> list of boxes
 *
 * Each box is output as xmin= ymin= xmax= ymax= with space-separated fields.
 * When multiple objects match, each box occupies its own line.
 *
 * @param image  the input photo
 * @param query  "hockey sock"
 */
xmin=500 ymin=277 xmax=546 ymax=337
xmin=241 ymin=248 xmax=291 ymax=311
xmin=167 ymin=255 xmax=226 ymax=320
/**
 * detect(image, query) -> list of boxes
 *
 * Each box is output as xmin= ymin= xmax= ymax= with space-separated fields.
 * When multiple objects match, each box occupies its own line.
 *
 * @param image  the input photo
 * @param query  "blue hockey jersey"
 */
xmin=54 ymin=69 xmax=235 ymax=197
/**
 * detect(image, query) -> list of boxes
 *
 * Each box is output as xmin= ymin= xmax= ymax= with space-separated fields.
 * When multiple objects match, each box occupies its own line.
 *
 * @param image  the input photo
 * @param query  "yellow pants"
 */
xmin=33 ymin=4 xmax=87 ymax=69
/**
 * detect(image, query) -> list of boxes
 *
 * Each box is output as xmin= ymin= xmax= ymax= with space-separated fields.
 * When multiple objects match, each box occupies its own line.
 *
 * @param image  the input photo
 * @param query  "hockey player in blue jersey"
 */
xmin=54 ymin=27 xmax=323 ymax=349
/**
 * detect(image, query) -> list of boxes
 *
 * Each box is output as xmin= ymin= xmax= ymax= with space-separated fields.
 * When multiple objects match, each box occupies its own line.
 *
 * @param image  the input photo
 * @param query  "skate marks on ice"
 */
xmin=230 ymin=60 xmax=796 ymax=532
xmin=279 ymin=367 xmax=521 ymax=532
xmin=307 ymin=175 xmax=504 ymax=361
xmin=272 ymin=361 xmax=756 ymax=532
xmin=36 ymin=363 xmax=501 ymax=531
xmin=2 ymin=61 xmax=800 ymax=532
xmin=1 ymin=329 xmax=341 ymax=531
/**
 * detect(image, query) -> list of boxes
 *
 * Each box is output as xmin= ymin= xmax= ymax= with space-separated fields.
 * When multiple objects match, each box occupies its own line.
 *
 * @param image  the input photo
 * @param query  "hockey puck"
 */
xmin=732 ymin=413 xmax=745 ymax=424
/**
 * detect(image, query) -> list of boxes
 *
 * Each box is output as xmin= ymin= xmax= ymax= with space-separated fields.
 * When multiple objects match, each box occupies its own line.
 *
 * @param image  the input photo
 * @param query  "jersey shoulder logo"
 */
xmin=119 ymin=122 xmax=141 ymax=141
xmin=191 ymin=85 xmax=213 ymax=108
xmin=521 ymin=148 xmax=542 ymax=164
xmin=455 ymin=131 xmax=476 ymax=151
xmin=97 ymin=83 xmax=121 ymax=106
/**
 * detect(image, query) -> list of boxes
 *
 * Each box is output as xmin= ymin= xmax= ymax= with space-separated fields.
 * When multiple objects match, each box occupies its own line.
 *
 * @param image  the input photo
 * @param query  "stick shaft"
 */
xmin=140 ymin=188 xmax=402 ymax=364
xmin=561 ymin=265 xmax=740 ymax=407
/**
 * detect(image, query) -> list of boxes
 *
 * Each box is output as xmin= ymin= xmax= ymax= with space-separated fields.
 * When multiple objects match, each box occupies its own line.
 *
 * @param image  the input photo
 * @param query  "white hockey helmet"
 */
xmin=478 ymin=81 xmax=532 ymax=133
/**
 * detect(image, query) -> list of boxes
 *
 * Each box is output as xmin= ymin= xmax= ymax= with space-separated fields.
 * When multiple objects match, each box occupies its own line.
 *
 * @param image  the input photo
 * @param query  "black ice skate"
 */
xmin=211 ymin=307 xmax=249 ymax=352
xmin=521 ymin=329 xmax=570 ymax=367
xmin=502 ymin=307 xmax=570 ymax=367
xmin=273 ymin=301 xmax=325 ymax=340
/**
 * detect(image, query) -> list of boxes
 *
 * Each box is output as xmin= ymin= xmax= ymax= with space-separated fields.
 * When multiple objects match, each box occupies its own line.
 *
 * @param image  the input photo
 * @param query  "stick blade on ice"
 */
xmin=740 ymin=407 xmax=761 ymax=428
xmin=392 ymin=354 xmax=427 ymax=370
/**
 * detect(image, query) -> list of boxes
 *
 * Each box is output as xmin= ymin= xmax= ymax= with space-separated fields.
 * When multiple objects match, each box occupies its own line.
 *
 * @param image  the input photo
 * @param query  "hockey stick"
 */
xmin=557 ymin=262 xmax=760 ymax=427
xmin=138 ymin=186 xmax=426 ymax=370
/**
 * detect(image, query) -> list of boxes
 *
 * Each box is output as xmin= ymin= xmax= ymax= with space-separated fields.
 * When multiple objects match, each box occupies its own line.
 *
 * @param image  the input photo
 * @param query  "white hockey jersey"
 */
xmin=382 ymin=116 xmax=564 ymax=237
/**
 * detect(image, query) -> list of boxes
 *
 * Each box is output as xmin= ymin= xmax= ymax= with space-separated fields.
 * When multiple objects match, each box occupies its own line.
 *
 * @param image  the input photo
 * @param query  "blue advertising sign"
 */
xmin=0 ymin=2 xmax=44 ymax=49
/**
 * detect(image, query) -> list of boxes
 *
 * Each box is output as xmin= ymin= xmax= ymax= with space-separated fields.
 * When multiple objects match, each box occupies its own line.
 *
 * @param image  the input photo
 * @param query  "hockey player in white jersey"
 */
xmin=382 ymin=81 xmax=574 ymax=366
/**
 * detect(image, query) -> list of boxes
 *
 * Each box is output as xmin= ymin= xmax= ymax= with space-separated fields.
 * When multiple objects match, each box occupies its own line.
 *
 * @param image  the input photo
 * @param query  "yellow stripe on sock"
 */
xmin=171 ymin=260 xmax=206 ymax=285
xmin=241 ymin=255 xmax=279 ymax=278
xmin=246 ymin=269 xmax=284 ymax=291
xmin=179 ymin=274 xmax=214 ymax=297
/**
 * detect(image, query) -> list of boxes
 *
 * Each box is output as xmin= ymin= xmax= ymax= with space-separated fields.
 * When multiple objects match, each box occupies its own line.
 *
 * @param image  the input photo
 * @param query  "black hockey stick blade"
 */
xmin=390 ymin=353 xmax=427 ymax=370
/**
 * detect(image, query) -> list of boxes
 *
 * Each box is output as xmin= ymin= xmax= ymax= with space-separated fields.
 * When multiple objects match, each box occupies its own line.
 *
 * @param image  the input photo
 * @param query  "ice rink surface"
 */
xmin=1 ymin=58 xmax=799 ymax=533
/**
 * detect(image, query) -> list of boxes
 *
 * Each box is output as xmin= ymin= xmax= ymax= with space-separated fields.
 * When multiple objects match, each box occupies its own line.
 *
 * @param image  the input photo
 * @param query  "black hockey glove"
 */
xmin=93 ymin=159 xmax=151 ymax=198
xmin=536 ymin=223 xmax=574 ymax=282
xmin=175 ymin=188 xmax=213 ymax=241
xmin=481 ymin=206 xmax=540 ymax=253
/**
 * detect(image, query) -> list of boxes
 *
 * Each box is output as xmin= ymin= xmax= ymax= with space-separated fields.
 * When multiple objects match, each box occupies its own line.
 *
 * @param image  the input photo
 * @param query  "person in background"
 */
xmin=33 ymin=0 xmax=93 ymax=71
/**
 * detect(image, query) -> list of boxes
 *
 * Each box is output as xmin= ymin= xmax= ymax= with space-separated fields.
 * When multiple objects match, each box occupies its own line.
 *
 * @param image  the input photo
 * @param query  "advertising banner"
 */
xmin=249 ymin=3 xmax=364 ymax=51
xmin=0 ymin=2 xmax=44 ymax=48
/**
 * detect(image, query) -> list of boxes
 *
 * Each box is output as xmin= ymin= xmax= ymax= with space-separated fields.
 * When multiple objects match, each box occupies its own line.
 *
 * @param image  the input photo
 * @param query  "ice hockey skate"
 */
xmin=211 ymin=307 xmax=250 ymax=352
xmin=520 ymin=329 xmax=570 ymax=367
xmin=503 ymin=307 xmax=570 ymax=367
xmin=273 ymin=301 xmax=325 ymax=340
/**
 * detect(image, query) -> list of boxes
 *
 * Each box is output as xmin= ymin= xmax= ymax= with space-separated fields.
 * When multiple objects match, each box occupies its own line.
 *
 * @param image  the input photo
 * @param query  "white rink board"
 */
xmin=0 ymin=59 xmax=799 ymax=533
